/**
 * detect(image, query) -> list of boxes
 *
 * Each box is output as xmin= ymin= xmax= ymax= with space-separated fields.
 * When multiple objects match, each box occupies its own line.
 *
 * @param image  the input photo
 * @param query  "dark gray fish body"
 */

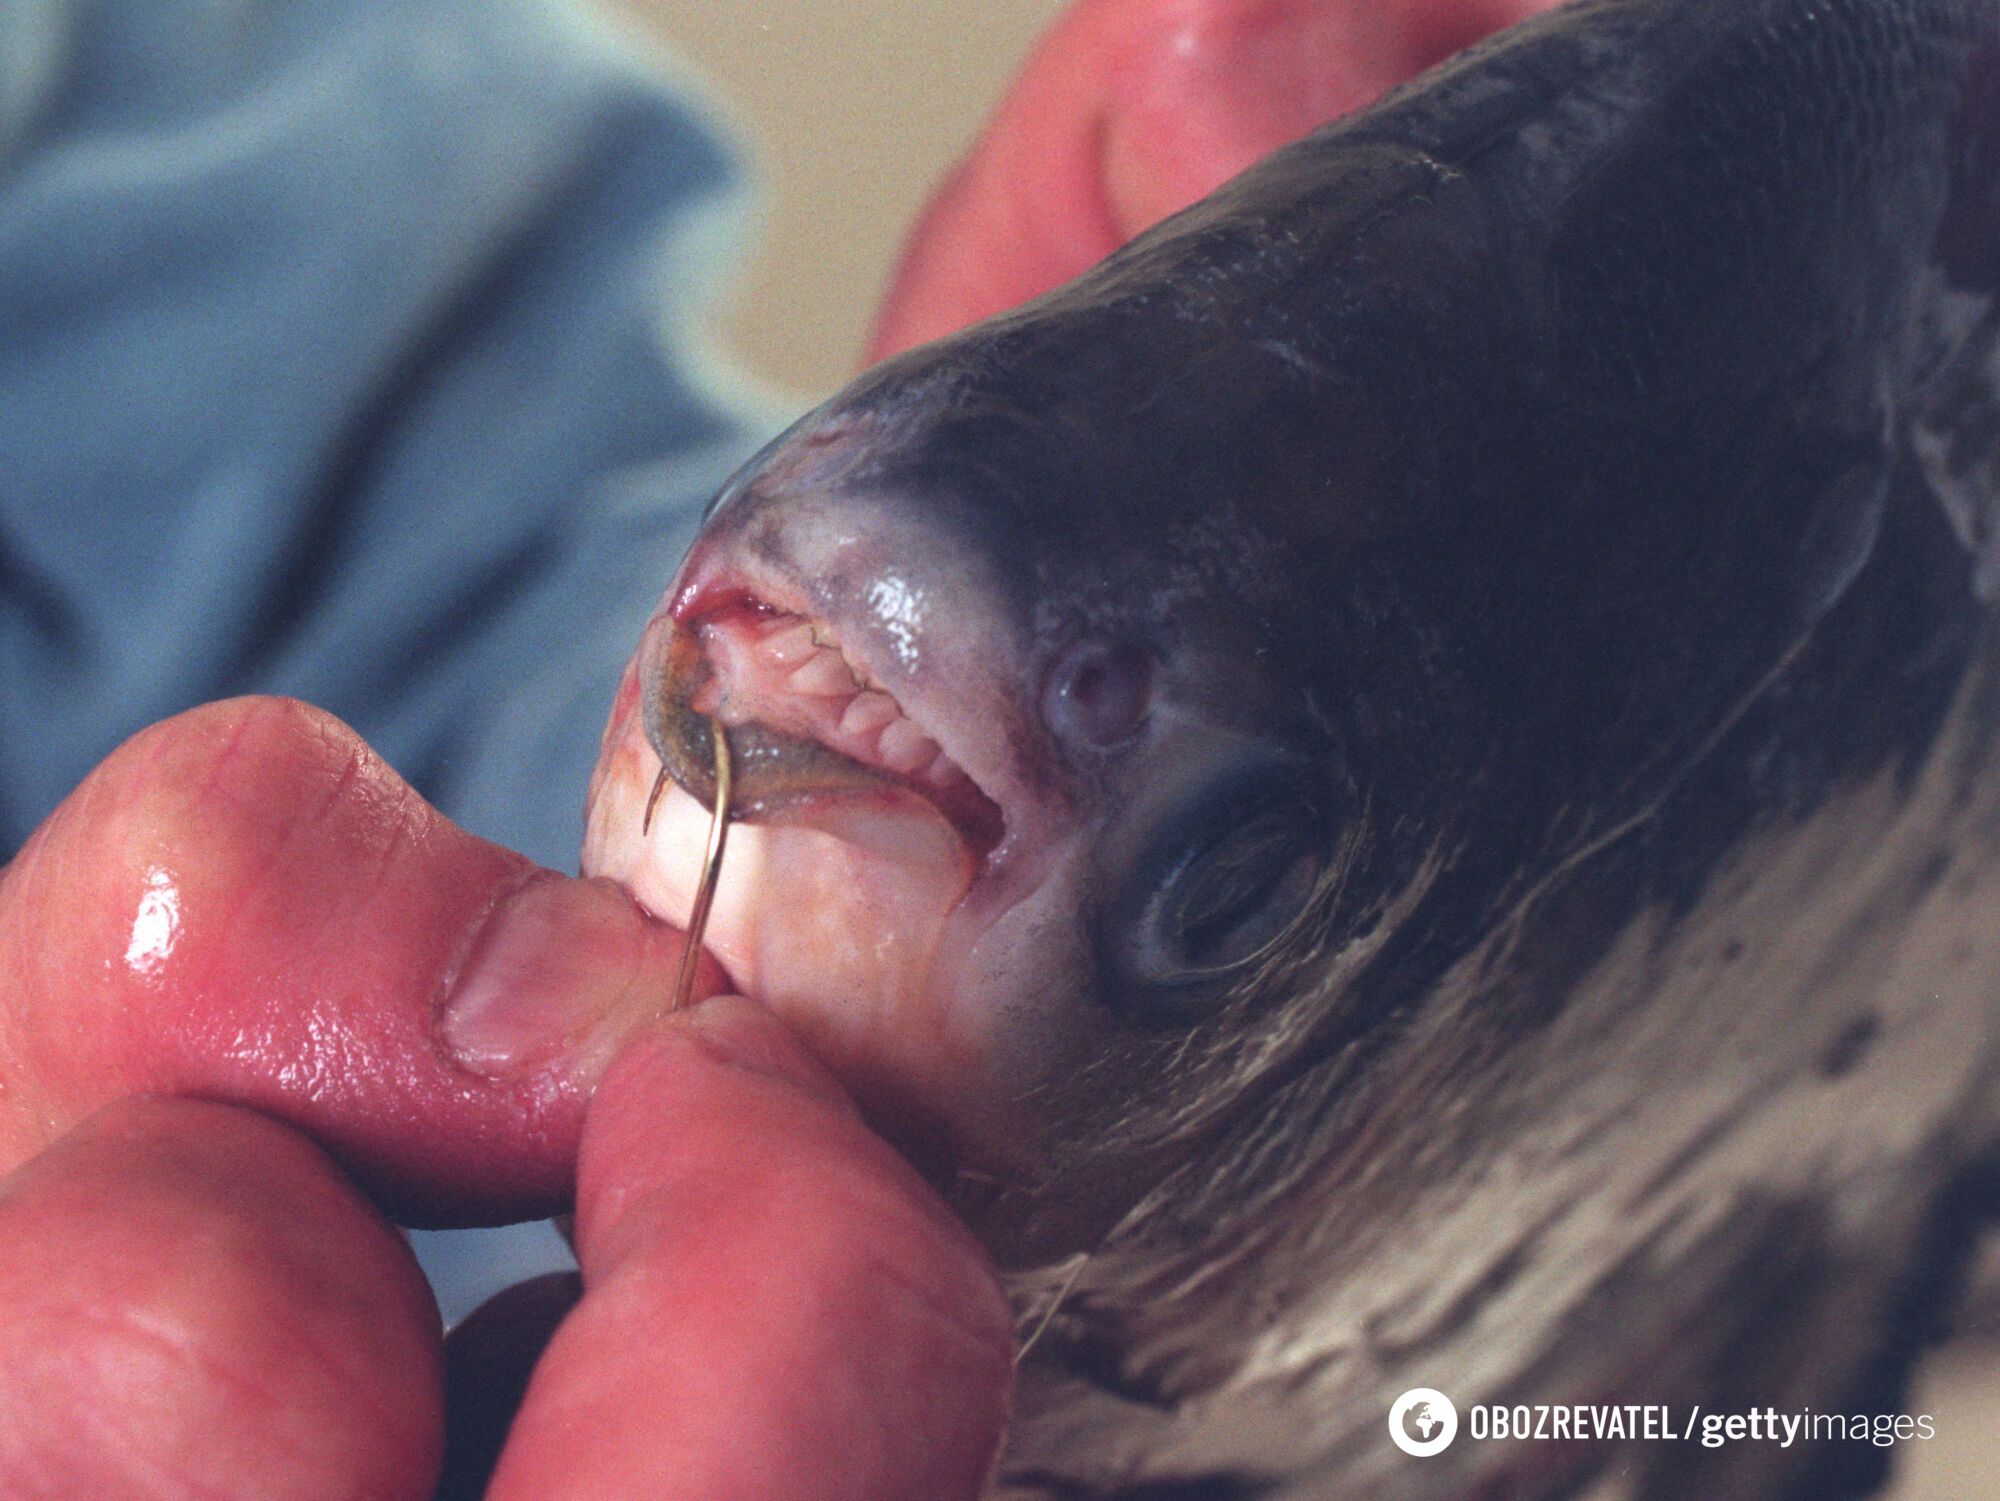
xmin=586 ymin=1 xmax=2000 ymax=1494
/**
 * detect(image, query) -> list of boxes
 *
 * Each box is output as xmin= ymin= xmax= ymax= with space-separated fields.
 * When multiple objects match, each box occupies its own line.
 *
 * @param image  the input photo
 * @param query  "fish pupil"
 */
xmin=1168 ymin=817 xmax=1320 ymax=974
xmin=1111 ymin=772 xmax=1329 ymax=1017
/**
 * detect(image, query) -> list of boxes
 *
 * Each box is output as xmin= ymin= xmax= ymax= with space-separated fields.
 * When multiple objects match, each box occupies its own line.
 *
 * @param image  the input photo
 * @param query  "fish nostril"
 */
xmin=1043 ymin=638 xmax=1154 ymax=750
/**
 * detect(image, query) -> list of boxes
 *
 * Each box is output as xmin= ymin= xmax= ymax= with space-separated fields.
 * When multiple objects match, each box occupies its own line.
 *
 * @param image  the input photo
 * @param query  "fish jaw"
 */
xmin=580 ymin=499 xmax=1086 ymax=1179
xmin=582 ymin=685 xmax=983 ymax=1160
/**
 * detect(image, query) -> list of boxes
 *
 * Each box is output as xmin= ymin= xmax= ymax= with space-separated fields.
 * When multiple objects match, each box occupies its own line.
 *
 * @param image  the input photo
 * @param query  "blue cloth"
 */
xmin=0 ymin=0 xmax=781 ymax=864
xmin=0 ymin=0 xmax=787 ymax=1318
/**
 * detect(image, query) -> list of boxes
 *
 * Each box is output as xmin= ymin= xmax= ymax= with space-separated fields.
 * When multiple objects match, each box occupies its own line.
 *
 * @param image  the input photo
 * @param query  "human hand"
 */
xmin=0 ymin=698 xmax=1011 ymax=1499
xmin=869 ymin=0 xmax=1558 ymax=361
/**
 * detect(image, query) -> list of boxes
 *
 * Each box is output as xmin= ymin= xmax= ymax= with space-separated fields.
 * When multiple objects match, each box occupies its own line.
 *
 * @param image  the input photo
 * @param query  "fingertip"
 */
xmin=640 ymin=993 xmax=858 ymax=1112
xmin=486 ymin=1000 xmax=1013 ymax=1500
xmin=0 ymin=1097 xmax=443 ymax=1500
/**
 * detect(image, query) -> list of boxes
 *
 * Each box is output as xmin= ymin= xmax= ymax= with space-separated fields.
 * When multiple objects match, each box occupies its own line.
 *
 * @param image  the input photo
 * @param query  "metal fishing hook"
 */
xmin=663 ymin=716 xmax=733 ymax=1010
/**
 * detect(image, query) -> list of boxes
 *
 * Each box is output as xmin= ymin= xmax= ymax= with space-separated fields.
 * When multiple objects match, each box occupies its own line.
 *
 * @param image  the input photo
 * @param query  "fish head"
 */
xmin=585 ymin=2 xmax=2000 ymax=1491
xmin=585 ymin=142 xmax=1531 ymax=1262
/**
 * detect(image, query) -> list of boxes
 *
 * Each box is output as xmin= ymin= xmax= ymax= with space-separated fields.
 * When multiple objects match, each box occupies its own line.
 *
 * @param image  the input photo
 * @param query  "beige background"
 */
xmin=603 ymin=5 xmax=1995 ymax=1495
xmin=608 ymin=0 xmax=1065 ymax=398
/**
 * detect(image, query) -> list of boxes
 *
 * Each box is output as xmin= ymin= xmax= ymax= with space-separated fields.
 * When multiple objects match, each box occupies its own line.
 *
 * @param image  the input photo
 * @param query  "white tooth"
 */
xmin=790 ymin=651 xmax=857 ymax=696
xmin=764 ymin=623 xmax=819 ymax=666
xmin=878 ymin=717 xmax=939 ymax=774
xmin=840 ymin=691 xmax=901 ymax=737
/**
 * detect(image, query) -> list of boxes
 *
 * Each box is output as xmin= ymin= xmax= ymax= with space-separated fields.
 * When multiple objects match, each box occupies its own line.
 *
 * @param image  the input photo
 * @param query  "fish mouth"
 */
xmin=581 ymin=542 xmax=1047 ymax=1168
xmin=638 ymin=590 xmax=1007 ymax=859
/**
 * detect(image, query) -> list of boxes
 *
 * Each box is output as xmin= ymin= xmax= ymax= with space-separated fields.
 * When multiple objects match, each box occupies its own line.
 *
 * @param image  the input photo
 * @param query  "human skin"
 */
xmin=0 ymin=3 xmax=1553 ymax=1495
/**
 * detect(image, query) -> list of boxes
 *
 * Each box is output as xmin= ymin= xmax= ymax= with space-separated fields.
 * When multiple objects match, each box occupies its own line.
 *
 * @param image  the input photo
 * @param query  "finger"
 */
xmin=0 ymin=1096 xmax=441 ymax=1500
xmin=483 ymin=996 xmax=1014 ymax=1501
xmin=0 ymin=693 xmax=726 ymax=1224
xmin=868 ymin=0 xmax=1558 ymax=360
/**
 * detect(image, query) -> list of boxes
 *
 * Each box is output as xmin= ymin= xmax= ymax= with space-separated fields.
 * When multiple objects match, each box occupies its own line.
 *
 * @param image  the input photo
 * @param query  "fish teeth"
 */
xmin=877 ymin=717 xmax=940 ymax=775
xmin=840 ymin=691 xmax=901 ymax=737
xmin=789 ymin=651 xmax=858 ymax=697
xmin=923 ymin=755 xmax=967 ymax=790
xmin=733 ymin=613 xmax=961 ymax=790
xmin=763 ymin=622 xmax=820 ymax=666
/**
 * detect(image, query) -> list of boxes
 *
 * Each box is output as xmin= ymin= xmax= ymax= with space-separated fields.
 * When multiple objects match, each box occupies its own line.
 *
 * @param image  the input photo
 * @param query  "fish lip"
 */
xmin=658 ymin=542 xmax=1015 ymax=856
xmin=669 ymin=534 xmax=817 ymax=633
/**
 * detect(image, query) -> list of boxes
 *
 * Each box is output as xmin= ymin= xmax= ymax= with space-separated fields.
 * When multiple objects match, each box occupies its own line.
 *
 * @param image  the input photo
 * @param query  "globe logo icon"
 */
xmin=1389 ymin=1388 xmax=1459 ymax=1457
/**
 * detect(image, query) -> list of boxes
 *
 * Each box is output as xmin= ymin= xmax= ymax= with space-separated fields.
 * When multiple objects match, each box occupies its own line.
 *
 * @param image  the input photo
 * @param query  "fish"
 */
xmin=582 ymin=0 xmax=2000 ymax=1495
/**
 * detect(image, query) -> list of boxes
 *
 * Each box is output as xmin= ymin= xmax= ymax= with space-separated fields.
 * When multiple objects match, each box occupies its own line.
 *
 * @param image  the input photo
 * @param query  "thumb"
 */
xmin=0 ymin=695 xmax=726 ymax=1224
xmin=868 ymin=0 xmax=1557 ymax=362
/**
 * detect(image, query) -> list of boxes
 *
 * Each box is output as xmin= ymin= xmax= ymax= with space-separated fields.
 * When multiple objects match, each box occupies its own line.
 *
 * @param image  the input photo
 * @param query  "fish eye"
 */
xmin=1108 ymin=765 xmax=1328 ymax=1017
